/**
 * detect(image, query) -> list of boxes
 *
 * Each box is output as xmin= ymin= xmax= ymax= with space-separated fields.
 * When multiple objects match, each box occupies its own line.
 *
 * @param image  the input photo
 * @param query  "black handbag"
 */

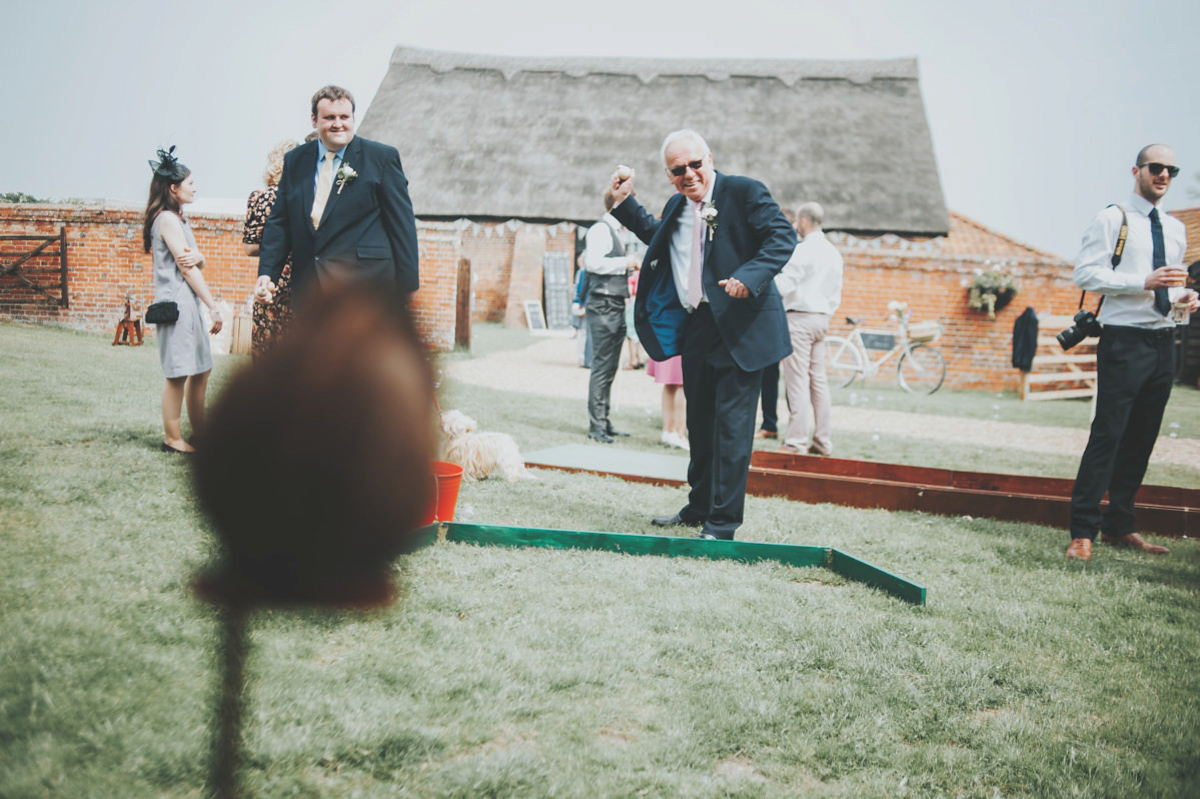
xmin=145 ymin=301 xmax=179 ymax=325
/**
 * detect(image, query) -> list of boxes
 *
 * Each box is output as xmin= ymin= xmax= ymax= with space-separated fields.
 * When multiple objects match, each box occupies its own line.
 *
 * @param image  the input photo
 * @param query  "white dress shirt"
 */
xmin=1074 ymin=192 xmax=1187 ymax=329
xmin=669 ymin=186 xmax=714 ymax=308
xmin=584 ymin=213 xmax=628 ymax=275
xmin=774 ymin=229 xmax=844 ymax=315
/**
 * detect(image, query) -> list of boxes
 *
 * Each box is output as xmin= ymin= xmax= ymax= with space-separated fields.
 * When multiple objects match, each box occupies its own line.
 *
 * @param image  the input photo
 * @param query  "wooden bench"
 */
xmin=1019 ymin=313 xmax=1098 ymax=401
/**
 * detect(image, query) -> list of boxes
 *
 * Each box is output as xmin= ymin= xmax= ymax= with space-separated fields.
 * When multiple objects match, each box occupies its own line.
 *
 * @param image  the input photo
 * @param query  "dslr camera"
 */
xmin=1056 ymin=309 xmax=1102 ymax=350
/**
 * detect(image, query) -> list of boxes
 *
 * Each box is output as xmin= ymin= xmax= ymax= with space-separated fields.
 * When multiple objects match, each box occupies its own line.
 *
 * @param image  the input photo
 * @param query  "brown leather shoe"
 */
xmin=1065 ymin=538 xmax=1092 ymax=560
xmin=754 ymin=429 xmax=777 ymax=440
xmin=1100 ymin=532 xmax=1170 ymax=555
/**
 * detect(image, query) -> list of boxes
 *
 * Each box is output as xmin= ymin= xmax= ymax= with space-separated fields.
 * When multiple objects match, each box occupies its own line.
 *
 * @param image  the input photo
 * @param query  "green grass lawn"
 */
xmin=2 ymin=322 xmax=1198 ymax=797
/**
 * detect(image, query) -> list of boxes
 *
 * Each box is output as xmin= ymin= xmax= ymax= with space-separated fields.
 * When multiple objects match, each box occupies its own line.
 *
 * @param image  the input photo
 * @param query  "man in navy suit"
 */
xmin=256 ymin=85 xmax=418 ymax=304
xmin=610 ymin=129 xmax=796 ymax=540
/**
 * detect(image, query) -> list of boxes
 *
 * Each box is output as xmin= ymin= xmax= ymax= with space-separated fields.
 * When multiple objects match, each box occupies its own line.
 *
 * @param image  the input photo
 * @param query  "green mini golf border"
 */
xmin=436 ymin=523 xmax=926 ymax=606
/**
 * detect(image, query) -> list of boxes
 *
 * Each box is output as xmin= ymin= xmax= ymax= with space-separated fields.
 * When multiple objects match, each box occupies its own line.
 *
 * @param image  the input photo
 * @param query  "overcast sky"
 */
xmin=6 ymin=0 xmax=1198 ymax=259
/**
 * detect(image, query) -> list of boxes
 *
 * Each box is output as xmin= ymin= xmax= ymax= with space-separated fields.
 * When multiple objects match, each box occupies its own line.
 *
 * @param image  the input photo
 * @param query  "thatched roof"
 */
xmin=359 ymin=46 xmax=950 ymax=235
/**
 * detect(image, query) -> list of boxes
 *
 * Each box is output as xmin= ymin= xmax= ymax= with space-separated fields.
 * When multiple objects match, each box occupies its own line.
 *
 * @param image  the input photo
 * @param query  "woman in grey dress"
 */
xmin=142 ymin=148 xmax=223 ymax=454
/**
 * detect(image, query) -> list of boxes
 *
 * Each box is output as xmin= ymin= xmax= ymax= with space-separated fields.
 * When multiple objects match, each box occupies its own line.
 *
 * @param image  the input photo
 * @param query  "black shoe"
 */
xmin=161 ymin=443 xmax=194 ymax=455
xmin=651 ymin=512 xmax=703 ymax=528
xmin=606 ymin=425 xmax=630 ymax=437
xmin=588 ymin=431 xmax=615 ymax=444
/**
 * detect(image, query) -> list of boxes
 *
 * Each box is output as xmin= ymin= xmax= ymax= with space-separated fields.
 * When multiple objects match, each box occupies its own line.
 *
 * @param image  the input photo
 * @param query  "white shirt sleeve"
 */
xmin=584 ymin=222 xmax=628 ymax=275
xmin=1073 ymin=207 xmax=1147 ymax=295
xmin=773 ymin=242 xmax=810 ymax=299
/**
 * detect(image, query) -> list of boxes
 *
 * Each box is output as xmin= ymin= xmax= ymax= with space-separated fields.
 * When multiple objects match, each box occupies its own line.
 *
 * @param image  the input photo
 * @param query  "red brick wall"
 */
xmin=461 ymin=223 xmax=516 ymax=323
xmin=0 ymin=204 xmax=458 ymax=350
xmin=832 ymin=235 xmax=1078 ymax=392
xmin=3 ymin=204 xmax=1078 ymax=391
xmin=457 ymin=221 xmax=578 ymax=327
xmin=412 ymin=222 xmax=461 ymax=349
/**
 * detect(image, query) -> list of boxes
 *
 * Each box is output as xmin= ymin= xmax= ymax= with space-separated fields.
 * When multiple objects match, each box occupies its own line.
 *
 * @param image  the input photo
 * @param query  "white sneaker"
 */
xmin=663 ymin=431 xmax=690 ymax=451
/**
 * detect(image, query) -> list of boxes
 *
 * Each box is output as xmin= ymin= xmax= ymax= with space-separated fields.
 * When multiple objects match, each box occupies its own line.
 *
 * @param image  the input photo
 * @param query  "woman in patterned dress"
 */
xmin=243 ymin=139 xmax=298 ymax=358
xmin=143 ymin=148 xmax=224 ymax=454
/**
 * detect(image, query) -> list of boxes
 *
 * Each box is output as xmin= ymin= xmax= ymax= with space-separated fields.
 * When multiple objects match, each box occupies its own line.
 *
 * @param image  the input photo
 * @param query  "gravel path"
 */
xmin=444 ymin=335 xmax=1199 ymax=469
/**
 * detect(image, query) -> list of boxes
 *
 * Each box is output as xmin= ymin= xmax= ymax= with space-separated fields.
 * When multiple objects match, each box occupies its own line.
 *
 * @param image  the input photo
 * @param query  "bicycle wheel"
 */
xmin=824 ymin=335 xmax=863 ymax=387
xmin=897 ymin=343 xmax=946 ymax=394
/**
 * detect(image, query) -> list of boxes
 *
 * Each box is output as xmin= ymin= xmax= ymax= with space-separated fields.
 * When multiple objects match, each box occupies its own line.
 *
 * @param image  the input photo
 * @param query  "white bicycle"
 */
xmin=824 ymin=315 xmax=946 ymax=395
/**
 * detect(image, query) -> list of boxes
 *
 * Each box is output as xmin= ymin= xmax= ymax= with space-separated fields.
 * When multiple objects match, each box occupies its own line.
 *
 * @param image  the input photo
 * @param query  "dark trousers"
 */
xmin=760 ymin=361 xmax=780 ymax=432
xmin=586 ymin=294 xmax=626 ymax=434
xmin=679 ymin=304 xmax=763 ymax=539
xmin=1069 ymin=325 xmax=1175 ymax=540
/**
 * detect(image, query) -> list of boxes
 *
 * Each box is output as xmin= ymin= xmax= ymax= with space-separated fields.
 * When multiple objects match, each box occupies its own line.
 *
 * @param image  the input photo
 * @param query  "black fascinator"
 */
xmin=149 ymin=146 xmax=189 ymax=181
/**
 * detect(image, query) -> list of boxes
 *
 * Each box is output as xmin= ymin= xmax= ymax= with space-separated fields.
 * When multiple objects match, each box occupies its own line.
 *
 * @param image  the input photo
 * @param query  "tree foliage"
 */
xmin=0 ymin=191 xmax=48 ymax=203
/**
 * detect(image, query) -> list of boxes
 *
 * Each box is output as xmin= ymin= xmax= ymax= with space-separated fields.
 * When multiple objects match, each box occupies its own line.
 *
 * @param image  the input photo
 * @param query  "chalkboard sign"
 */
xmin=523 ymin=300 xmax=546 ymax=330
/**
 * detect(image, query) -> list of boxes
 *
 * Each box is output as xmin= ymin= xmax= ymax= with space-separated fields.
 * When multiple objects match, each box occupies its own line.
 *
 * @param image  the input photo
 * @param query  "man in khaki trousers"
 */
xmin=775 ymin=202 xmax=843 ymax=456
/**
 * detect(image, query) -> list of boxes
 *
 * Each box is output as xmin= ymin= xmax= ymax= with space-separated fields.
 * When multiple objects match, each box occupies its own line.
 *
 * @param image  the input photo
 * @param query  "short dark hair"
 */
xmin=311 ymin=85 xmax=355 ymax=118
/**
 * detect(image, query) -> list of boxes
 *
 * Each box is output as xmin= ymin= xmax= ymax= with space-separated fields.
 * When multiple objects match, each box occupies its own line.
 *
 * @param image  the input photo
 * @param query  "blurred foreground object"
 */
xmin=191 ymin=284 xmax=437 ymax=797
xmin=193 ymin=283 xmax=438 ymax=609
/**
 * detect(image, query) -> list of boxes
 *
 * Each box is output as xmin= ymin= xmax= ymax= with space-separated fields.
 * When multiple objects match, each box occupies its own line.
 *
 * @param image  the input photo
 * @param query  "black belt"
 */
xmin=1102 ymin=324 xmax=1175 ymax=341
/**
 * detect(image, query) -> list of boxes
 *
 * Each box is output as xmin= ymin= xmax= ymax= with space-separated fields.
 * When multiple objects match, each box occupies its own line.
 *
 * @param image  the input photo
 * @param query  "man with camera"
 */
xmin=1065 ymin=144 xmax=1198 ymax=560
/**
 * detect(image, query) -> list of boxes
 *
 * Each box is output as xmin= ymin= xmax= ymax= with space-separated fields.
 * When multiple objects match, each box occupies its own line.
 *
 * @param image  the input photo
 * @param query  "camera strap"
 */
xmin=1077 ymin=204 xmax=1128 ymax=311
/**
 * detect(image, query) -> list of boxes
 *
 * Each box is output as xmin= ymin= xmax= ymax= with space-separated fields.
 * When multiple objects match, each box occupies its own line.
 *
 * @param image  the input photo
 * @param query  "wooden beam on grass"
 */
xmin=749 ymin=451 xmax=1199 ymax=538
xmin=441 ymin=523 xmax=925 ymax=605
xmin=830 ymin=549 xmax=926 ymax=606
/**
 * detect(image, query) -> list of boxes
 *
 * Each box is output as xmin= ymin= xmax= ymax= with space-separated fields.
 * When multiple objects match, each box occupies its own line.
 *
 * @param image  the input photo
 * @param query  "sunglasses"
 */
xmin=668 ymin=159 xmax=706 ymax=177
xmin=1139 ymin=162 xmax=1180 ymax=178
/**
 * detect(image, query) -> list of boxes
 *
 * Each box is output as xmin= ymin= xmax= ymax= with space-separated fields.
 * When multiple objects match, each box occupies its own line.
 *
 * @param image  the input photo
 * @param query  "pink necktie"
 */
xmin=687 ymin=200 xmax=704 ymax=308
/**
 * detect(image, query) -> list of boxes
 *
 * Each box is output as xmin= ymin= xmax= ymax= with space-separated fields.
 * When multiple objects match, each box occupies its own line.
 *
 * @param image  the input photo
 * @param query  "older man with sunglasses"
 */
xmin=1065 ymin=144 xmax=1198 ymax=560
xmin=609 ymin=130 xmax=796 ymax=540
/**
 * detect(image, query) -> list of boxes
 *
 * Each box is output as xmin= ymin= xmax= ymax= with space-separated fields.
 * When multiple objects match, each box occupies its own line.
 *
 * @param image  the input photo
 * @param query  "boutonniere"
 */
xmin=335 ymin=163 xmax=358 ymax=194
xmin=700 ymin=202 xmax=718 ymax=241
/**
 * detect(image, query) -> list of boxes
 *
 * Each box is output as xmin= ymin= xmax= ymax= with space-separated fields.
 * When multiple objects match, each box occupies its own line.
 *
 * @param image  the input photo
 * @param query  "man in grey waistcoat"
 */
xmin=584 ymin=189 xmax=639 ymax=442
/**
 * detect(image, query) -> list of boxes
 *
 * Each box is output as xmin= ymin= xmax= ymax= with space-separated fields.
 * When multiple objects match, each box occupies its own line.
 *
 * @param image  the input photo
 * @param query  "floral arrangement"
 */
xmin=701 ymin=201 xmax=718 ymax=240
xmin=967 ymin=268 xmax=1019 ymax=318
xmin=336 ymin=163 xmax=358 ymax=194
xmin=887 ymin=300 xmax=909 ymax=322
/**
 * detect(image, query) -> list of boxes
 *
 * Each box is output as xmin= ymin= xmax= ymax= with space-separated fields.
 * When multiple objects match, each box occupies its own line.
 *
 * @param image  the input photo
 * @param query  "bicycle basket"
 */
xmin=859 ymin=331 xmax=896 ymax=350
xmin=907 ymin=321 xmax=942 ymax=343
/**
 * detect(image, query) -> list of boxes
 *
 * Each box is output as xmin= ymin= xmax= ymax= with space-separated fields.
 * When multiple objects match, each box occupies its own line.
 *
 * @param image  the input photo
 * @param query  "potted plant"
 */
xmin=967 ymin=268 xmax=1018 ymax=318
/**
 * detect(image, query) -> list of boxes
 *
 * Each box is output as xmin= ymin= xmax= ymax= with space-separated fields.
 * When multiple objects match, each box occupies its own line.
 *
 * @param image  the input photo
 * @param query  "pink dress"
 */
xmin=647 ymin=355 xmax=683 ymax=386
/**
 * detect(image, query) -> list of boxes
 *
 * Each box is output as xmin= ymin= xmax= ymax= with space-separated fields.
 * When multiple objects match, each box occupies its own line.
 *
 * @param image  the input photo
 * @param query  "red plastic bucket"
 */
xmin=430 ymin=460 xmax=464 ymax=523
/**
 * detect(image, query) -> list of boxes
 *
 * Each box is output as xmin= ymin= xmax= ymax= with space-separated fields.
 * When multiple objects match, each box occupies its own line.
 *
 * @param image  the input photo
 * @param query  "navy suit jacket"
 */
xmin=613 ymin=172 xmax=796 ymax=372
xmin=258 ymin=136 xmax=419 ymax=296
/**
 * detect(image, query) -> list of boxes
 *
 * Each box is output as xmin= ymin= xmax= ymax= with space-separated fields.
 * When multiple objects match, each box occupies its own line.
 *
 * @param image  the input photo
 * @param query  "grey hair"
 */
xmin=796 ymin=201 xmax=824 ymax=227
xmin=660 ymin=129 xmax=710 ymax=165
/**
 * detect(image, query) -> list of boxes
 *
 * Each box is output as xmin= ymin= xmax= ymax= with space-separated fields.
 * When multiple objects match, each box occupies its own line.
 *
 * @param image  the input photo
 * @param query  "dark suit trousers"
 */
xmin=1069 ymin=325 xmax=1175 ymax=540
xmin=680 ymin=304 xmax=763 ymax=539
xmin=760 ymin=361 xmax=780 ymax=432
xmin=586 ymin=293 xmax=626 ymax=434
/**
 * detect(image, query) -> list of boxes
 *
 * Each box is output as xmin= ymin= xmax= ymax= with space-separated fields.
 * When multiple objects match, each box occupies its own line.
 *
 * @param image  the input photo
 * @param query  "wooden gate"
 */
xmin=1019 ymin=313 xmax=1096 ymax=401
xmin=0 ymin=227 xmax=69 ymax=308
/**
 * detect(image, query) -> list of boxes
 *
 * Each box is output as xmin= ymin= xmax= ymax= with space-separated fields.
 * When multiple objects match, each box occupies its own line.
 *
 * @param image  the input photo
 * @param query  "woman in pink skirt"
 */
xmin=647 ymin=355 xmax=688 ymax=450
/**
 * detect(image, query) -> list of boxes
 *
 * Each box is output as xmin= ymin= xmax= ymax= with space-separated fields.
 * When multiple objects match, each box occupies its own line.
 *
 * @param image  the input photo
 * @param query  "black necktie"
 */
xmin=1149 ymin=208 xmax=1171 ymax=316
